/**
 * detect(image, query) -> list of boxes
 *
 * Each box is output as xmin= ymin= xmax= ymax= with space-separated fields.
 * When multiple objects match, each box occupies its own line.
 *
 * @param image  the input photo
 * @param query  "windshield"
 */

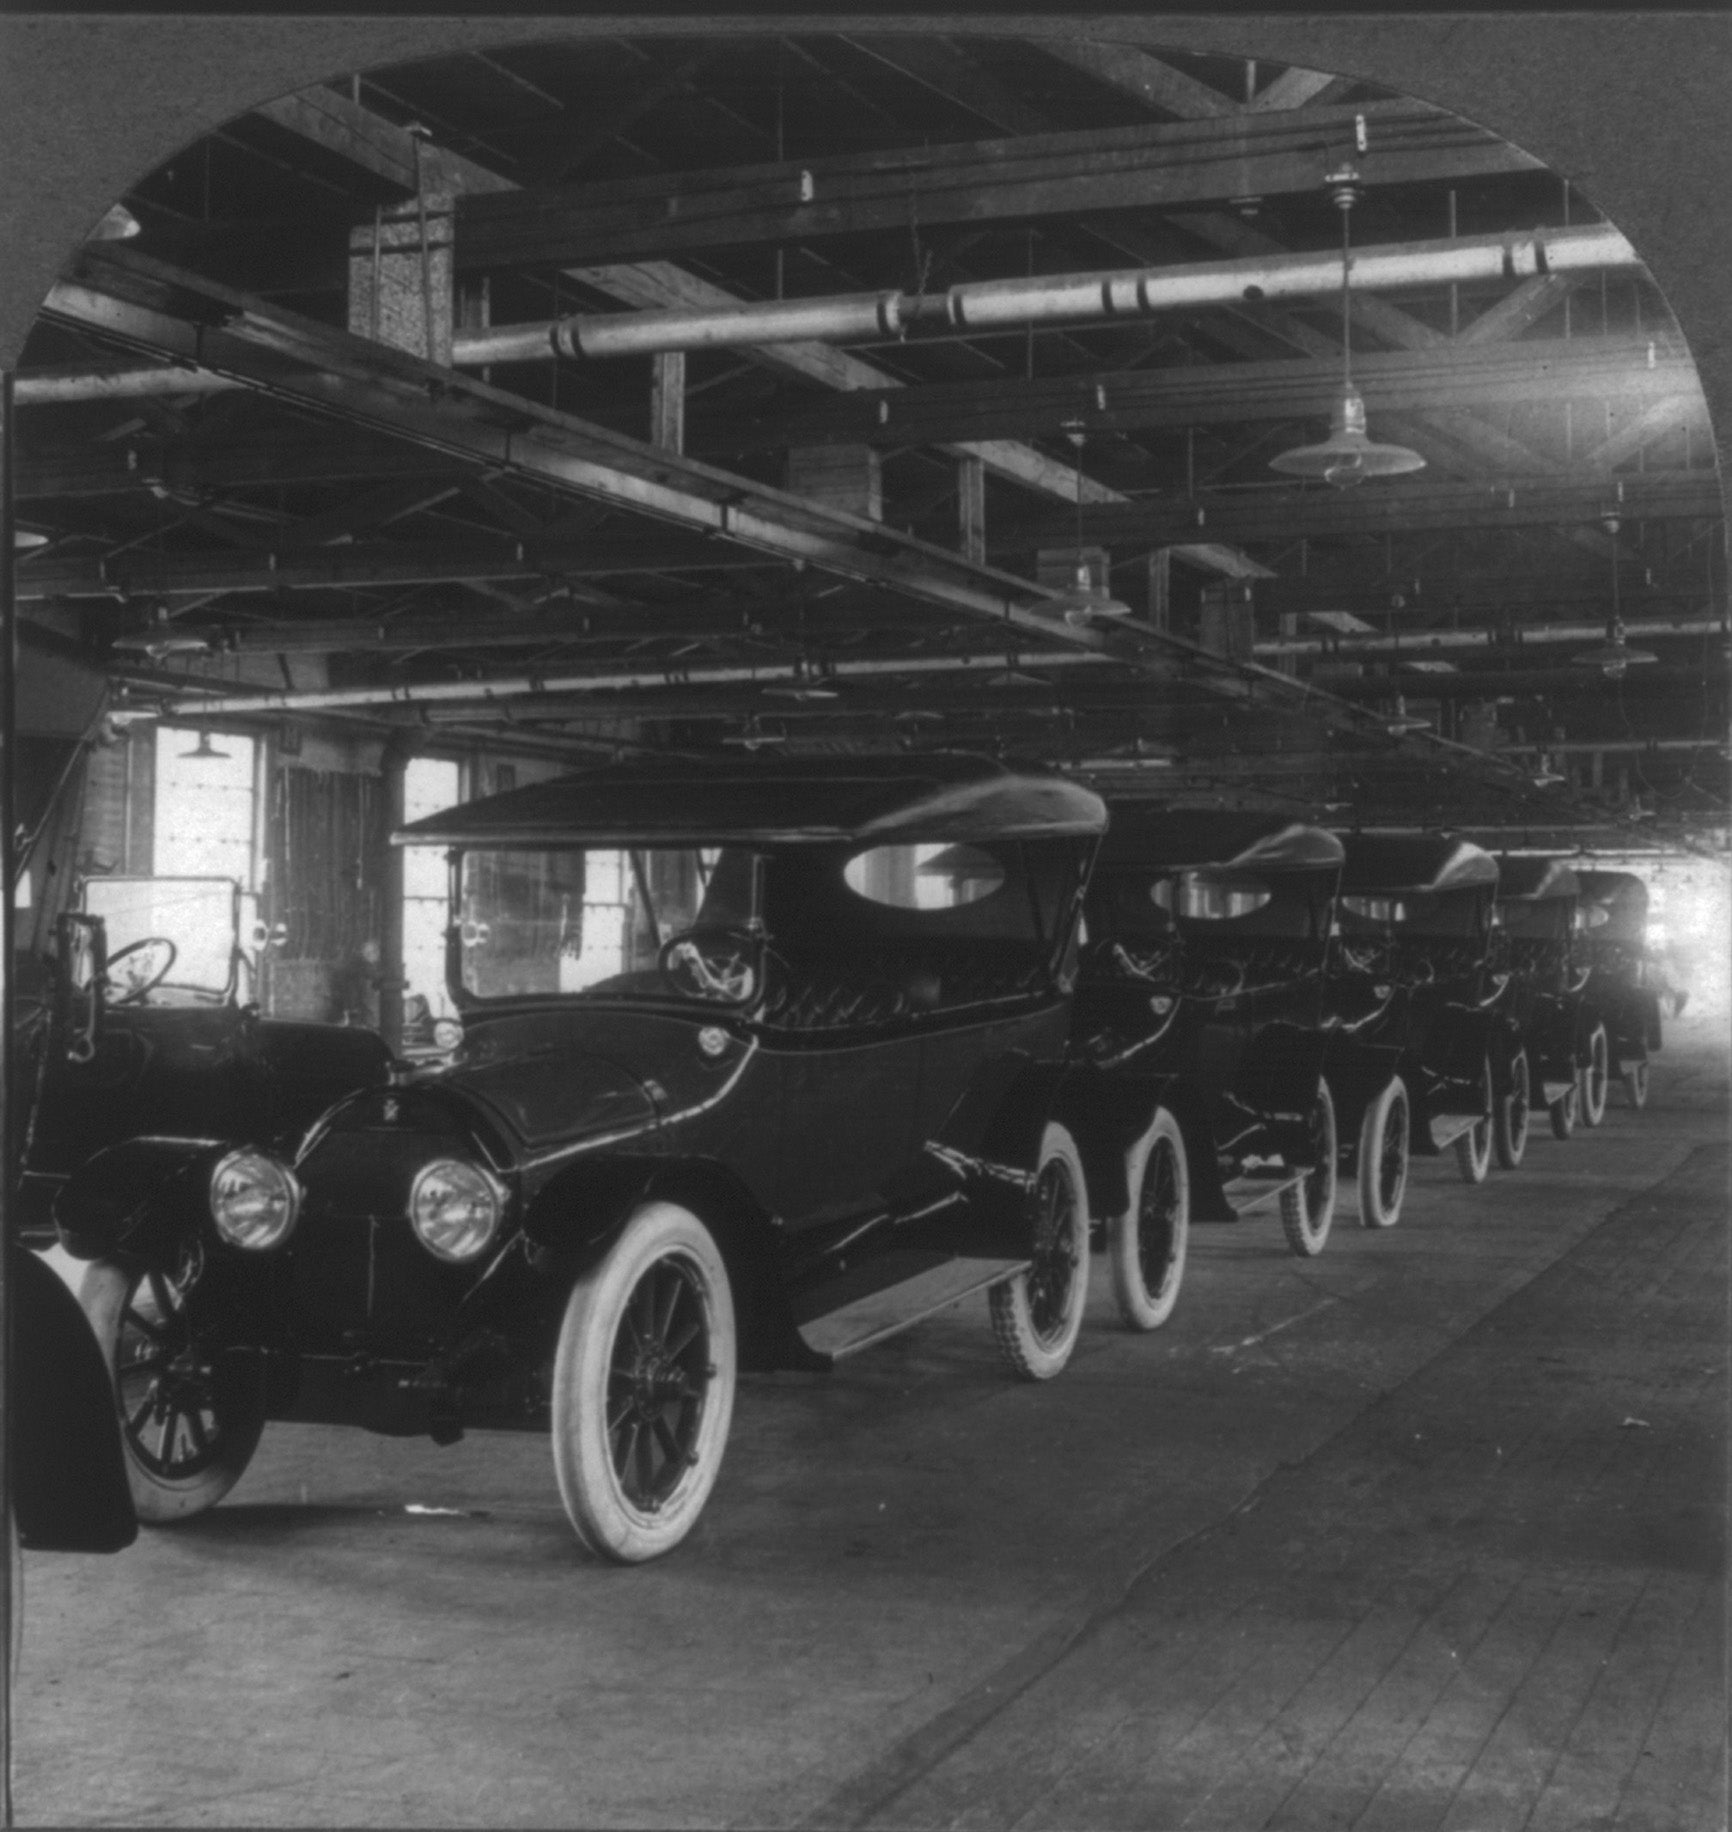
xmin=456 ymin=845 xmax=754 ymax=1006
xmin=82 ymin=876 xmax=240 ymax=1002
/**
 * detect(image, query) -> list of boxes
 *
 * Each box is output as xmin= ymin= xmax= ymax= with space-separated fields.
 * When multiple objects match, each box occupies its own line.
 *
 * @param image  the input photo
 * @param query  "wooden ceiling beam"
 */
xmin=452 ymin=101 xmax=1538 ymax=270
xmin=696 ymin=338 xmax=1698 ymax=452
xmin=254 ymin=86 xmax=1118 ymax=514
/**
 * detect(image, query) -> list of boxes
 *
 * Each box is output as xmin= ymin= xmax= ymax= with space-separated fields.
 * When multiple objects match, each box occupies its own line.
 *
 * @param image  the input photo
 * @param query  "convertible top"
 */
xmin=394 ymin=752 xmax=1107 ymax=849
xmin=1339 ymin=832 xmax=1500 ymax=894
xmin=1097 ymin=809 xmax=1343 ymax=873
xmin=1496 ymin=856 xmax=1582 ymax=903
xmin=1574 ymin=868 xmax=1649 ymax=916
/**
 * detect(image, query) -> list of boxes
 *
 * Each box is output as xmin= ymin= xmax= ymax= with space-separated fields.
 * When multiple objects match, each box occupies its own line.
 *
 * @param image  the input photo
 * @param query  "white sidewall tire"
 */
xmin=79 ymin=1260 xmax=265 ymax=1524
xmin=990 ymin=1122 xmax=1090 ymax=1379
xmin=1494 ymin=1050 xmax=1530 ymax=1169
xmin=1280 ymin=1081 xmax=1338 ymax=1259
xmin=1454 ymin=1061 xmax=1493 ymax=1185
xmin=1356 ymin=1076 xmax=1410 ymax=1229
xmin=1109 ymin=1107 xmax=1189 ymax=1330
xmin=1579 ymin=1024 xmax=1610 ymax=1127
xmin=551 ymin=1202 xmax=736 ymax=1564
xmin=1623 ymin=1060 xmax=1650 ymax=1109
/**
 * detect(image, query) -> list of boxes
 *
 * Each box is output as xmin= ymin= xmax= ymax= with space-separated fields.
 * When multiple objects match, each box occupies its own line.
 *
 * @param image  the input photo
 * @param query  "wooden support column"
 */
xmin=651 ymin=351 xmax=686 ymax=454
xmin=376 ymin=732 xmax=414 ymax=1054
xmin=787 ymin=443 xmax=882 ymax=520
xmin=1199 ymin=581 xmax=1256 ymax=659
xmin=1147 ymin=547 xmax=1172 ymax=634
xmin=958 ymin=453 xmax=986 ymax=564
xmin=348 ymin=192 xmax=456 ymax=363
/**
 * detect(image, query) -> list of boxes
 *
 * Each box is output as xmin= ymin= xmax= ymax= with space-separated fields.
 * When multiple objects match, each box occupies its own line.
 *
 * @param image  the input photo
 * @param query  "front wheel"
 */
xmin=1280 ymin=1082 xmax=1338 ymax=1258
xmin=1549 ymin=1083 xmax=1579 ymax=1140
xmin=1453 ymin=1060 xmax=1493 ymax=1185
xmin=80 ymin=1260 xmax=266 ymax=1523
xmin=551 ymin=1202 xmax=737 ymax=1564
xmin=1494 ymin=1050 xmax=1531 ymax=1169
xmin=1623 ymin=1059 xmax=1650 ymax=1109
xmin=991 ymin=1122 xmax=1090 ymax=1378
xmin=1578 ymin=1022 xmax=1610 ymax=1128
xmin=1355 ymin=1075 xmax=1410 ymax=1230
xmin=1109 ymin=1108 xmax=1189 ymax=1331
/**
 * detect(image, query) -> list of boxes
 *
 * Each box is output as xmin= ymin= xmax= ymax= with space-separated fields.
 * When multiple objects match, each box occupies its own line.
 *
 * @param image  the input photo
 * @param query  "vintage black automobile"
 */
xmin=1493 ymin=857 xmax=1609 ymax=1137
xmin=12 ymin=874 xmax=392 ymax=1245
xmin=1074 ymin=811 xmax=1357 ymax=1262
xmin=53 ymin=755 xmax=1168 ymax=1563
xmin=1573 ymin=868 xmax=1664 ymax=1109
xmin=1332 ymin=833 xmax=1522 ymax=1184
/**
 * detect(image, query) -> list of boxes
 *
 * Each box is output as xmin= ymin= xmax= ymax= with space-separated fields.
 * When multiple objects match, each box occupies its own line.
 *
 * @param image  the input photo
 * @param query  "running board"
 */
xmin=1428 ymin=1114 xmax=1486 ymax=1149
xmin=1217 ymin=1169 xmax=1306 ymax=1218
xmin=799 ymin=1257 xmax=1028 ymax=1361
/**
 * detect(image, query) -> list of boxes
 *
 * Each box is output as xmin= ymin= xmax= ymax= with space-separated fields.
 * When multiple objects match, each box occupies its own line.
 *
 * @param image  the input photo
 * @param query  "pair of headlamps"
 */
xmin=208 ymin=1150 xmax=506 ymax=1263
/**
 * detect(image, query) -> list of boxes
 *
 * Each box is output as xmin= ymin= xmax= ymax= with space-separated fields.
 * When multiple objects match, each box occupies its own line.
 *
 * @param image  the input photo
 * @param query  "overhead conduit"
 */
xmin=453 ymin=223 xmax=1641 ymax=367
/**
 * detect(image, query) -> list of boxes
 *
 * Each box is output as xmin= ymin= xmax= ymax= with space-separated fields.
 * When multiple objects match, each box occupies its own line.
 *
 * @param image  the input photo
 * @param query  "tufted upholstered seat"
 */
xmin=760 ymin=941 xmax=1047 ymax=1031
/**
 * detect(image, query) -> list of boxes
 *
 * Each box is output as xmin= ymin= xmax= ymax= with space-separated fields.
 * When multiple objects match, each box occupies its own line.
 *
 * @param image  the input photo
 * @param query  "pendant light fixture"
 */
xmin=1271 ymin=167 xmax=1426 ymax=489
xmin=1047 ymin=422 xmax=1135 ymax=625
xmin=179 ymin=729 xmax=231 ymax=761
xmin=1384 ymin=694 xmax=1432 ymax=736
xmin=1573 ymin=516 xmax=1658 ymax=678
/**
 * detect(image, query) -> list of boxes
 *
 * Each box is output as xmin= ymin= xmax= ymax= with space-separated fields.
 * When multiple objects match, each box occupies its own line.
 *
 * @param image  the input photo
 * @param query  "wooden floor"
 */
xmin=16 ymin=1023 xmax=1727 ymax=1830
xmin=816 ymin=1142 xmax=1726 ymax=1832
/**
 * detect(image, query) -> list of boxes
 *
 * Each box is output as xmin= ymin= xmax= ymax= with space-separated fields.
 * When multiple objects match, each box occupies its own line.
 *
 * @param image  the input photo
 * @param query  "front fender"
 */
xmin=54 ymin=1135 xmax=230 ymax=1263
xmin=519 ymin=1155 xmax=817 ymax=1372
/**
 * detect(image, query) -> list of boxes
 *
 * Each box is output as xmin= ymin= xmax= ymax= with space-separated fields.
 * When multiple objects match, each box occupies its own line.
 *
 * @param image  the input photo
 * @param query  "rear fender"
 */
xmin=1321 ymin=1033 xmax=1403 ymax=1139
xmin=520 ymin=1155 xmax=817 ymax=1372
xmin=1231 ymin=1021 xmax=1328 ymax=1119
xmin=10 ymin=1249 xmax=137 ymax=1552
xmin=54 ymin=1135 xmax=229 ymax=1263
xmin=1057 ymin=1068 xmax=1200 ymax=1221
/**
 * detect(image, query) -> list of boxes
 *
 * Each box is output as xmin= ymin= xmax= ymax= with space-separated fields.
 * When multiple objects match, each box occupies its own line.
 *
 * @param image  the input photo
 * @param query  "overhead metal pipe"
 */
xmin=453 ymin=223 xmax=1641 ymax=367
xmin=108 ymin=647 xmax=1114 ymax=721
xmin=13 ymin=365 xmax=242 ymax=404
xmin=1254 ymin=614 xmax=1723 ymax=659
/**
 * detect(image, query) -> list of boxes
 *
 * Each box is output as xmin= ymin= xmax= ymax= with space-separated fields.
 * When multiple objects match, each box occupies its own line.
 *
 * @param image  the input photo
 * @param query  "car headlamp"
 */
xmin=409 ymin=1158 xmax=506 ymax=1263
xmin=209 ymin=1149 xmax=302 ymax=1250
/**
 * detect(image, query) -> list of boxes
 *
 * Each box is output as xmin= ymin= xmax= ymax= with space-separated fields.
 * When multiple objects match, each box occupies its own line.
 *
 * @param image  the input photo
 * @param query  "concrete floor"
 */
xmin=16 ymin=1014 xmax=1728 ymax=1830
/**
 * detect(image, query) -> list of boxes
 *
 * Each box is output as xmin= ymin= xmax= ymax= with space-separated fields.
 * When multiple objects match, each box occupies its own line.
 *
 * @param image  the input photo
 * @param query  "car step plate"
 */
xmin=1221 ymin=1169 xmax=1306 ymax=1217
xmin=1428 ymin=1114 xmax=1484 ymax=1149
xmin=800 ymin=1256 xmax=1029 ymax=1361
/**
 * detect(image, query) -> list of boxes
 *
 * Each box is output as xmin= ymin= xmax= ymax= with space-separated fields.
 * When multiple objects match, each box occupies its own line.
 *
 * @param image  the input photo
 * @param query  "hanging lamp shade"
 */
xmin=180 ymin=730 xmax=231 ymax=761
xmin=1571 ymin=619 xmax=1658 ymax=679
xmin=1271 ymin=386 xmax=1427 ymax=489
xmin=1050 ymin=557 xmax=1136 ymax=626
xmin=1271 ymin=166 xmax=1425 ymax=490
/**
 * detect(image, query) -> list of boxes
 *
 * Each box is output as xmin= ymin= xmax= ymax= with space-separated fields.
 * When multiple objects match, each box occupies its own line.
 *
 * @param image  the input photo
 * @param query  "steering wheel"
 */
xmin=658 ymin=927 xmax=759 ymax=1003
xmin=103 ymin=935 xmax=177 ymax=1004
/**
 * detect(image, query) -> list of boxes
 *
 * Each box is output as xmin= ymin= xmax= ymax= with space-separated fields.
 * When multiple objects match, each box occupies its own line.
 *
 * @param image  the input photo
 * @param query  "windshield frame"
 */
xmin=443 ymin=843 xmax=765 ymax=1014
xmin=79 ymin=873 xmax=243 ymax=1005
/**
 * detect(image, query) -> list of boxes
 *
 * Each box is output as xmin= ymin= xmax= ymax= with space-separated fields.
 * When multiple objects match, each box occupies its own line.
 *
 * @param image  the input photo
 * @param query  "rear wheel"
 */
xmin=1623 ymin=1059 xmax=1650 ymax=1109
xmin=1494 ymin=1050 xmax=1531 ymax=1169
xmin=1453 ymin=1061 xmax=1493 ymax=1185
xmin=80 ymin=1260 xmax=266 ymax=1524
xmin=991 ymin=1123 xmax=1090 ymax=1378
xmin=1280 ymin=1082 xmax=1338 ymax=1258
xmin=1355 ymin=1076 xmax=1410 ymax=1230
xmin=1578 ymin=1023 xmax=1610 ymax=1127
xmin=1109 ymin=1108 xmax=1189 ymax=1330
xmin=551 ymin=1202 xmax=736 ymax=1564
xmin=1549 ymin=1083 xmax=1579 ymax=1140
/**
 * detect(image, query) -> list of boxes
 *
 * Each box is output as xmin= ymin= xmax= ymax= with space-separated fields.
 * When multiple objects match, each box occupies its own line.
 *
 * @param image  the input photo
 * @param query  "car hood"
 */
xmin=422 ymin=1005 xmax=743 ymax=1152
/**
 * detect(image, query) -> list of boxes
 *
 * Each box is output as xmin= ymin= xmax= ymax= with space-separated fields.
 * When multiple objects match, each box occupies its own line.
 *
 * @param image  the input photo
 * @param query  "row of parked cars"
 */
xmin=14 ymin=754 xmax=1670 ymax=1564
